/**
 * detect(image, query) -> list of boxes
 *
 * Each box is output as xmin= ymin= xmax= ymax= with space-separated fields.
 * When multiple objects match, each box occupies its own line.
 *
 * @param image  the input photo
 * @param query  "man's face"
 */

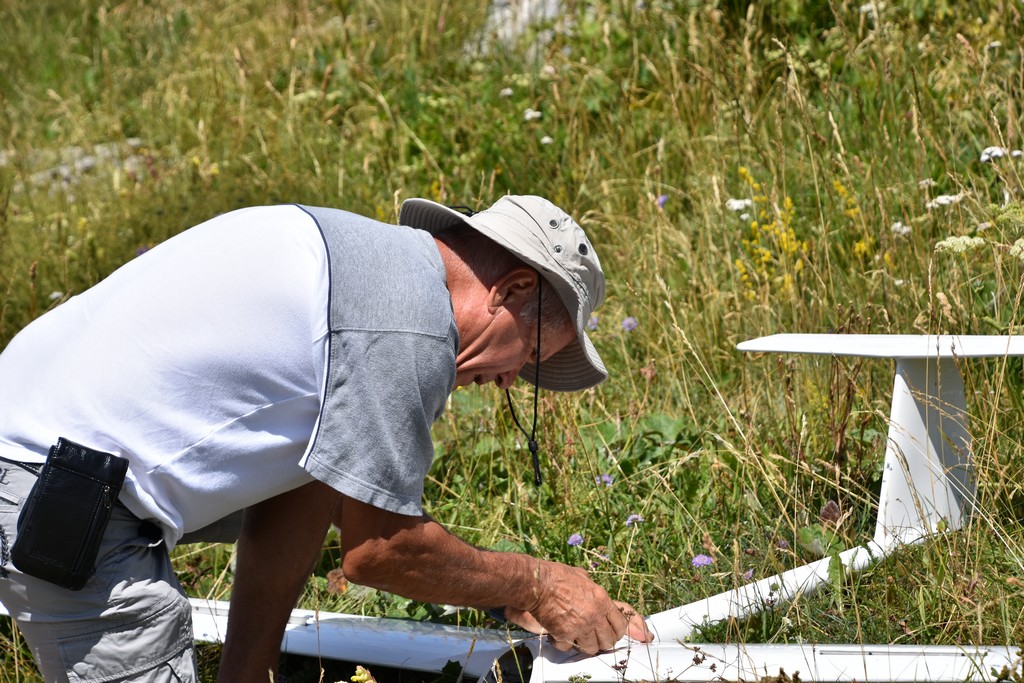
xmin=454 ymin=307 xmax=576 ymax=390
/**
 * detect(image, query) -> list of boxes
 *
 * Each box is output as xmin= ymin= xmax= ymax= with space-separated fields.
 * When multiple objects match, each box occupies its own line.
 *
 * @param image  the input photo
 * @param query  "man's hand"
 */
xmin=514 ymin=562 xmax=653 ymax=654
xmin=503 ymin=599 xmax=652 ymax=652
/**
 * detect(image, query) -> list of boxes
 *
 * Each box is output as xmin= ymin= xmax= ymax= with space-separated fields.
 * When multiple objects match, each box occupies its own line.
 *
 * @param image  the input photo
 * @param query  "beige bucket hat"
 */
xmin=399 ymin=194 xmax=607 ymax=392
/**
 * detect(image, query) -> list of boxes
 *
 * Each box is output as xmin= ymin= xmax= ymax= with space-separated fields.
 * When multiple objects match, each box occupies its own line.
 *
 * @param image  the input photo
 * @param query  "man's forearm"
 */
xmin=217 ymin=481 xmax=340 ymax=682
xmin=343 ymin=516 xmax=543 ymax=611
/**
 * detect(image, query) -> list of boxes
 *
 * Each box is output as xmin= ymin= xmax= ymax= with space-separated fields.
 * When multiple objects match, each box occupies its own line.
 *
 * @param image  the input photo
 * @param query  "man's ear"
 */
xmin=488 ymin=268 xmax=538 ymax=312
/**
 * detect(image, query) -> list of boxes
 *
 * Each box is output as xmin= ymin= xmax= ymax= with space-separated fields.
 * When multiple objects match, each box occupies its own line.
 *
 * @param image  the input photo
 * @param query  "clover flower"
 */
xmin=523 ymin=108 xmax=542 ymax=121
xmin=540 ymin=135 xmax=554 ymax=145
xmin=621 ymin=316 xmax=638 ymax=332
xmin=595 ymin=473 xmax=613 ymax=487
xmin=625 ymin=514 xmax=644 ymax=527
xmin=1010 ymin=239 xmax=1024 ymax=262
xmin=691 ymin=554 xmax=714 ymax=568
xmin=726 ymin=198 xmax=754 ymax=212
xmin=567 ymin=533 xmax=584 ymax=547
xmin=890 ymin=221 xmax=911 ymax=237
xmin=926 ymin=192 xmax=966 ymax=209
xmin=934 ymin=235 xmax=985 ymax=254
xmin=981 ymin=146 xmax=1008 ymax=163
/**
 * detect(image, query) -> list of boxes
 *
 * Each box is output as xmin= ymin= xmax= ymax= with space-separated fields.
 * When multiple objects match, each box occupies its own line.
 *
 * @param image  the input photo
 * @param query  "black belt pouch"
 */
xmin=11 ymin=438 xmax=129 ymax=590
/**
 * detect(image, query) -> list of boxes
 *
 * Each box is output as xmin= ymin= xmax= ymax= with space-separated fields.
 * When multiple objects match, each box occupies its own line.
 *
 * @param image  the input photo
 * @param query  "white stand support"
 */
xmin=643 ymin=334 xmax=1024 ymax=655
xmin=735 ymin=334 xmax=1024 ymax=548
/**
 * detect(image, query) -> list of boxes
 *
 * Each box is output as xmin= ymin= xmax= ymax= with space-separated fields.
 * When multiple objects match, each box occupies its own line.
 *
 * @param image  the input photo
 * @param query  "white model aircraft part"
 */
xmin=641 ymin=334 xmax=1023 ymax=663
xmin=2 ymin=598 xmax=1018 ymax=682
xmin=522 ymin=640 xmax=1021 ymax=683
xmin=185 ymin=599 xmax=1021 ymax=683
xmin=185 ymin=597 xmax=526 ymax=678
xmin=736 ymin=334 xmax=1024 ymax=548
xmin=645 ymin=542 xmax=887 ymax=642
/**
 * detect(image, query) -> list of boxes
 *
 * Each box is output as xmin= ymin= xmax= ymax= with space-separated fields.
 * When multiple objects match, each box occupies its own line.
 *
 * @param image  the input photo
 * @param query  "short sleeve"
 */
xmin=302 ymin=327 xmax=456 ymax=515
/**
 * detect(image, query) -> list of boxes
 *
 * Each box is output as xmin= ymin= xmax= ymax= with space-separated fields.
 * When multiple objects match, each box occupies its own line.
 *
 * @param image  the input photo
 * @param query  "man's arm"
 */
xmin=337 ymin=496 xmax=652 ymax=655
xmin=217 ymin=481 xmax=341 ymax=682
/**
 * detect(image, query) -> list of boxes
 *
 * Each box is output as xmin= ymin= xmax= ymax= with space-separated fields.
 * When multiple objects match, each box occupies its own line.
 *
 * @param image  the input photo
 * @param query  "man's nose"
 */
xmin=495 ymin=369 xmax=519 ymax=389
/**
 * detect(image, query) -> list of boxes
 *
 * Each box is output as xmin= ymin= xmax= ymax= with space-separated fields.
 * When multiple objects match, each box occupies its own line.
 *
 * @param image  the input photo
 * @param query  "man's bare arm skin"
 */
xmin=217 ymin=481 xmax=341 ymax=682
xmin=336 ymin=496 xmax=652 ymax=654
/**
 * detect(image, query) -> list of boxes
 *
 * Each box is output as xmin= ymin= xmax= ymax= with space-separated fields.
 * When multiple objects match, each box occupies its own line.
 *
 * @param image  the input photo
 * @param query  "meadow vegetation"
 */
xmin=1 ymin=0 xmax=1023 ymax=680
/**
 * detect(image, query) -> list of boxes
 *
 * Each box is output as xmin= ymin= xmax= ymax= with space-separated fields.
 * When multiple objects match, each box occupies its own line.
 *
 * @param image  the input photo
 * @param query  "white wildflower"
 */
xmin=499 ymin=87 xmax=514 ymax=98
xmin=934 ymin=235 xmax=985 ymax=254
xmin=1013 ymin=150 xmax=1023 ymax=158
xmin=523 ymin=107 xmax=542 ymax=121
xmin=893 ymin=279 xmax=906 ymax=287
xmin=985 ymin=41 xmax=1002 ymax=51
xmin=48 ymin=291 xmax=64 ymax=301
xmin=891 ymin=221 xmax=911 ymax=237
xmin=726 ymin=198 xmax=754 ymax=212
xmin=918 ymin=178 xmax=937 ymax=188
xmin=926 ymin=192 xmax=966 ymax=209
xmin=977 ymin=221 xmax=992 ymax=231
xmin=980 ymin=146 xmax=1008 ymax=163
xmin=540 ymin=135 xmax=554 ymax=145
xmin=1010 ymin=239 xmax=1024 ymax=262
xmin=739 ymin=213 xmax=752 ymax=221
xmin=540 ymin=63 xmax=558 ymax=80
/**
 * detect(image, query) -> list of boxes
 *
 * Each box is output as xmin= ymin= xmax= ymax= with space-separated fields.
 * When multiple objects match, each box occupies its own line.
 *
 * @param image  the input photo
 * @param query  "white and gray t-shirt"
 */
xmin=0 ymin=204 xmax=457 ymax=546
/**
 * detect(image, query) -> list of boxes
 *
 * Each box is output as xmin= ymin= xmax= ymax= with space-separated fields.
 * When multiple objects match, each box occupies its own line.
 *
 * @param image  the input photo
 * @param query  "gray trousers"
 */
xmin=0 ymin=462 xmax=198 ymax=682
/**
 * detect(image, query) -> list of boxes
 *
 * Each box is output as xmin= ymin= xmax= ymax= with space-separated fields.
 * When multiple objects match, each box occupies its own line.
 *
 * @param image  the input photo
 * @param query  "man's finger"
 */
xmin=606 ymin=603 xmax=629 ymax=636
xmin=571 ymin=633 xmax=600 ymax=656
xmin=548 ymin=636 xmax=575 ymax=653
xmin=612 ymin=600 xmax=655 ymax=643
xmin=626 ymin=612 xmax=654 ymax=642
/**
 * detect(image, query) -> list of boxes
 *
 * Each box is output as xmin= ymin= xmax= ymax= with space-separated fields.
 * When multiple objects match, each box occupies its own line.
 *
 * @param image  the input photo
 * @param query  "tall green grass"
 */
xmin=2 ymin=0 xmax=1023 ymax=679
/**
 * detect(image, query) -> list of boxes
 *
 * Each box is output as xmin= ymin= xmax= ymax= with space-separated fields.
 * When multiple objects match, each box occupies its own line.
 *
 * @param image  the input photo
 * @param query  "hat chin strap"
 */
xmin=505 ymin=276 xmax=543 ymax=486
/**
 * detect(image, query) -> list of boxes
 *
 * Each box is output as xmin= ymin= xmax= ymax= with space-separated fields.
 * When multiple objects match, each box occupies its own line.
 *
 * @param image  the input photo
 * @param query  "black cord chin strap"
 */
xmin=505 ymin=276 xmax=543 ymax=486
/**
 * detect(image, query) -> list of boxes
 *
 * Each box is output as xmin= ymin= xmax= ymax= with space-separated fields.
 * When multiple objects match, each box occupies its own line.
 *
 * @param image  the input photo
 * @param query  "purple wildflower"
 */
xmin=587 ymin=315 xmax=599 ymax=330
xmin=621 ymin=316 xmax=638 ymax=332
xmin=742 ymin=569 xmax=754 ymax=581
xmin=595 ymin=473 xmax=613 ymax=487
xmin=567 ymin=533 xmax=584 ymax=547
xmin=625 ymin=514 xmax=644 ymax=527
xmin=691 ymin=554 xmax=714 ymax=568
xmin=656 ymin=194 xmax=668 ymax=209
